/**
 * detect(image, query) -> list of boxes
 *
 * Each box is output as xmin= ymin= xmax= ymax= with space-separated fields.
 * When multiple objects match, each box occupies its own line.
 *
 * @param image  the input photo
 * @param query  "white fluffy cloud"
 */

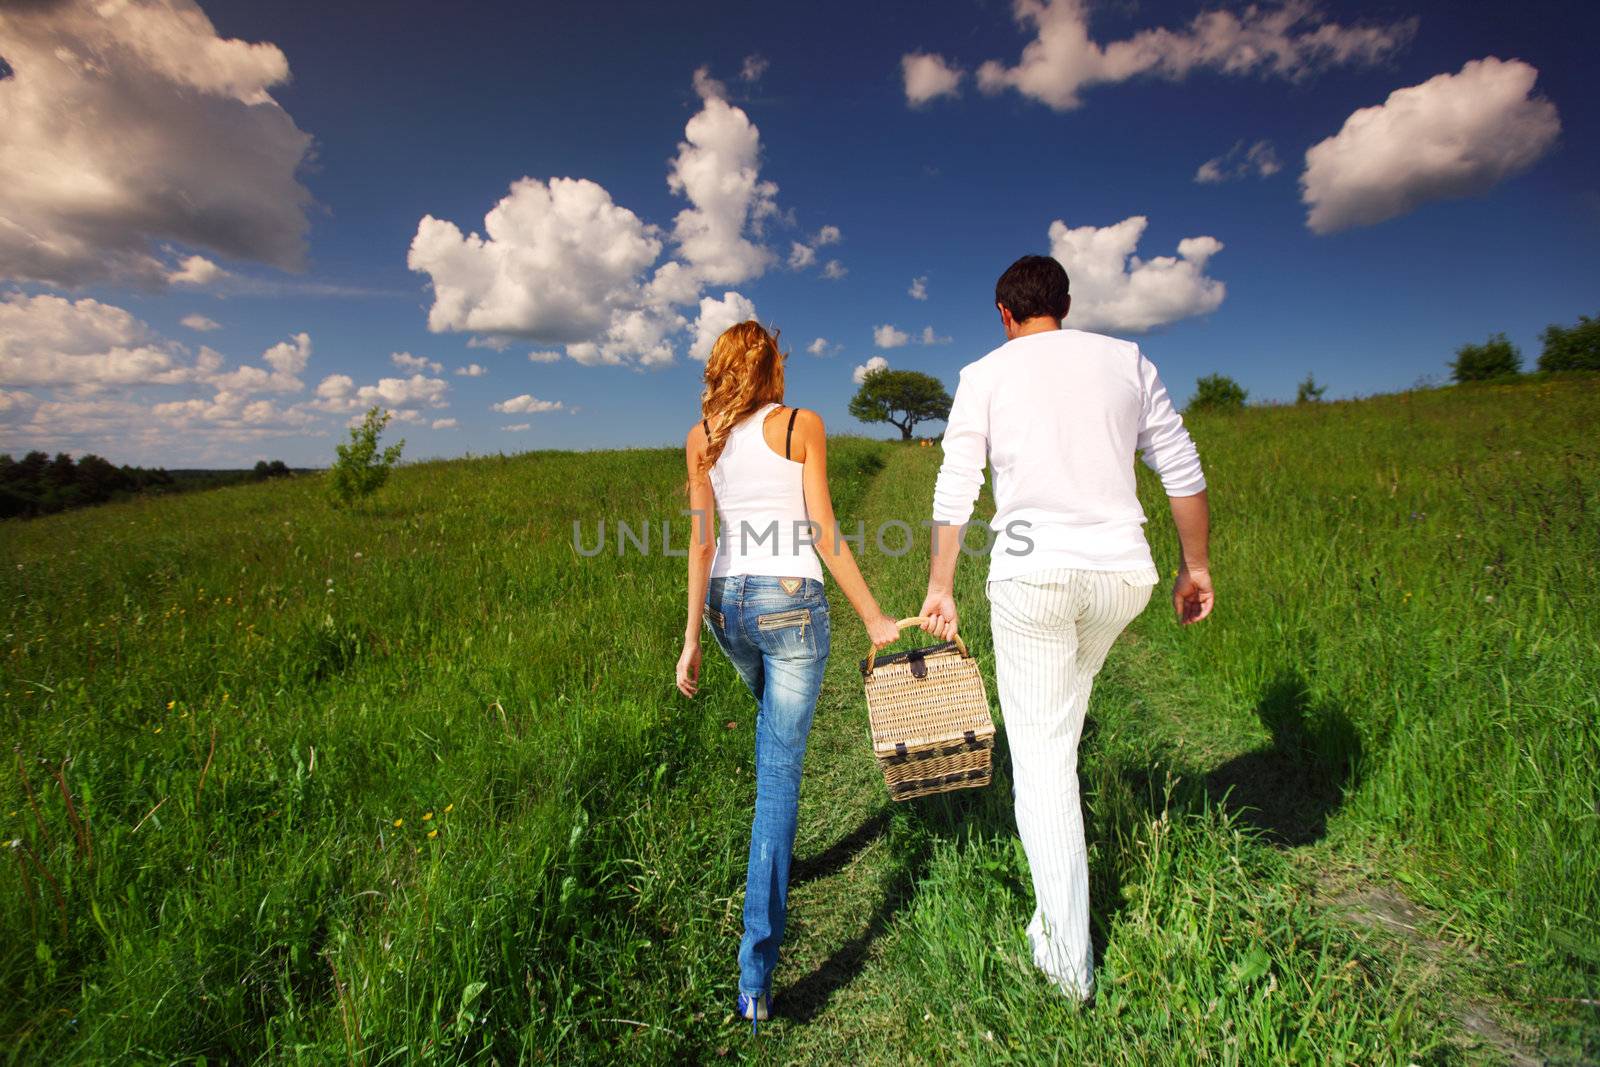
xmin=689 ymin=291 xmax=759 ymax=362
xmin=492 ymin=394 xmax=564 ymax=414
xmin=314 ymin=372 xmax=449 ymax=414
xmin=668 ymin=71 xmax=780 ymax=285
xmin=788 ymin=242 xmax=817 ymax=269
xmin=392 ymin=352 xmax=443 ymax=374
xmin=528 ymin=350 xmax=562 ymax=364
xmin=902 ymin=52 xmax=965 ymax=105
xmin=408 ymin=71 xmax=790 ymax=367
xmin=815 ymin=225 xmax=842 ymax=246
xmin=432 ymin=418 xmax=459 ymax=430
xmin=1196 ymin=140 xmax=1282 ymax=183
xmin=740 ymin=54 xmax=769 ymax=83
xmin=853 ymin=356 xmax=890 ymax=384
xmin=909 ymin=276 xmax=928 ymax=300
xmin=1301 ymin=58 xmax=1561 ymax=234
xmin=807 ymin=338 xmax=834 ymax=357
xmin=0 ymin=0 xmax=314 ymax=287
xmin=0 ymin=292 xmax=187 ymax=387
xmin=919 ymin=326 xmax=951 ymax=345
xmin=822 ymin=260 xmax=848 ymax=280
xmin=455 ymin=363 xmax=486 ymax=377
xmin=180 ymin=313 xmax=222 ymax=332
xmin=974 ymin=0 xmax=1415 ymax=111
xmin=1047 ymin=216 xmax=1226 ymax=333
xmin=873 ymin=324 xmax=910 ymax=349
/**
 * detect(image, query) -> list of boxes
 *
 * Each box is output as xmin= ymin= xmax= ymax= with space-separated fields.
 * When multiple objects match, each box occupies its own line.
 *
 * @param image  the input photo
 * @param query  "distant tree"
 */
xmin=848 ymin=368 xmax=953 ymax=440
xmin=1295 ymin=373 xmax=1327 ymax=404
xmin=252 ymin=459 xmax=292 ymax=481
xmin=1450 ymin=333 xmax=1521 ymax=382
xmin=1188 ymin=374 xmax=1248 ymax=414
xmin=1537 ymin=315 xmax=1600 ymax=373
xmin=328 ymin=406 xmax=404 ymax=507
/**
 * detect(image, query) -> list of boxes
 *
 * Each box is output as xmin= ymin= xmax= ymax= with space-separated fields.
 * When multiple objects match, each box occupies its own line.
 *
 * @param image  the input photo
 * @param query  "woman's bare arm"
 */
xmin=678 ymin=425 xmax=717 ymax=696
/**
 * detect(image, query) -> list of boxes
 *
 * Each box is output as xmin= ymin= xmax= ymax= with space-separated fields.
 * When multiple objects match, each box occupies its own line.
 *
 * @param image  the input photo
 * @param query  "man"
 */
xmin=920 ymin=254 xmax=1214 ymax=1000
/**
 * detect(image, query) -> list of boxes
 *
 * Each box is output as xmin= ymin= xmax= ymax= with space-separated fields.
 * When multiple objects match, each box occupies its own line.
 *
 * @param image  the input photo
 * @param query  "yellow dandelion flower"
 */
xmin=393 ymin=818 xmax=404 ymax=827
xmin=422 ymin=812 xmax=433 ymax=821
xmin=153 ymin=726 xmax=162 ymax=734
xmin=443 ymin=803 xmax=454 ymax=814
xmin=167 ymin=700 xmax=176 ymax=710
xmin=427 ymin=829 xmax=438 ymax=839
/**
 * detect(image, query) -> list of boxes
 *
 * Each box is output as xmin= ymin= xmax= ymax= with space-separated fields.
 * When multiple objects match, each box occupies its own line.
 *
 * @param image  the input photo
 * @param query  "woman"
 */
xmin=675 ymin=321 xmax=898 ymax=1031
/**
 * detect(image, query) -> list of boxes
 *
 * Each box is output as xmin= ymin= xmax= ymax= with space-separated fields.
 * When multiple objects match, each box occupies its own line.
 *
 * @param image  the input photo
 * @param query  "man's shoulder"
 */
xmin=961 ymin=329 xmax=1139 ymax=377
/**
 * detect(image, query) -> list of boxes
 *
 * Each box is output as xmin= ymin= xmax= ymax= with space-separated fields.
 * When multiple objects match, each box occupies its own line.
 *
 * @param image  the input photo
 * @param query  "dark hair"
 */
xmin=995 ymin=255 xmax=1070 ymax=323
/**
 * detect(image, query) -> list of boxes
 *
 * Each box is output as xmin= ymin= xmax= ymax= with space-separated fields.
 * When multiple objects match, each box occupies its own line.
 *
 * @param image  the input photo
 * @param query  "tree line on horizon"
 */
xmin=0 ymin=452 xmax=293 ymax=519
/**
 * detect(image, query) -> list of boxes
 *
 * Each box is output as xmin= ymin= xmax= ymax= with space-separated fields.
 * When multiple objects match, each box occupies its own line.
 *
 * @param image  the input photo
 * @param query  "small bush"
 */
xmin=1188 ymin=373 xmax=1248 ymax=414
xmin=1450 ymin=333 xmax=1521 ymax=382
xmin=1295 ymin=373 xmax=1327 ymax=404
xmin=1537 ymin=315 xmax=1600 ymax=373
xmin=328 ymin=406 xmax=404 ymax=507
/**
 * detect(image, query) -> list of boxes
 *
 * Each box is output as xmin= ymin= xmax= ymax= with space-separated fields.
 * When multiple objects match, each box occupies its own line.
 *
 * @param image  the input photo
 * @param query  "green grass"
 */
xmin=2 ymin=377 xmax=1597 ymax=1063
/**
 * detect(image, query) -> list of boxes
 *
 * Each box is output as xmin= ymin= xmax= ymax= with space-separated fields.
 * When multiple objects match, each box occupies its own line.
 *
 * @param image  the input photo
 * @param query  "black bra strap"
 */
xmin=785 ymin=407 xmax=799 ymax=459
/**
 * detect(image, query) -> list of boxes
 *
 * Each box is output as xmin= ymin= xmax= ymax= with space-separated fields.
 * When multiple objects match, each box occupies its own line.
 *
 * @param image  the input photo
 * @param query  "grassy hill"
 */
xmin=2 ymin=377 xmax=1596 ymax=1063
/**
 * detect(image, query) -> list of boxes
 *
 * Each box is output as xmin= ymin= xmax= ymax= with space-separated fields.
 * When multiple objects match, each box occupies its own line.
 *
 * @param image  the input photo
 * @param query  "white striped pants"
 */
xmin=987 ymin=567 xmax=1156 ymax=999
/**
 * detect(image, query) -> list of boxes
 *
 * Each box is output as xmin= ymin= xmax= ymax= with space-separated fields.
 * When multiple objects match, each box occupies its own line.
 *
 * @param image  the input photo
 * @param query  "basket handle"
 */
xmin=865 ymin=617 xmax=969 ymax=675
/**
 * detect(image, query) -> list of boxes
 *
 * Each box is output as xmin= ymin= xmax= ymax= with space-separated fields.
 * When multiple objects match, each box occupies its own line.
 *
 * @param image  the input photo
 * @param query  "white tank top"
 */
xmin=708 ymin=403 xmax=824 ymax=581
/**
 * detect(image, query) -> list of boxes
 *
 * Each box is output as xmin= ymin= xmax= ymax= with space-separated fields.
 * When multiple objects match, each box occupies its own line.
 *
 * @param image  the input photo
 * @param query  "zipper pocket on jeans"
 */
xmin=756 ymin=608 xmax=810 ymax=639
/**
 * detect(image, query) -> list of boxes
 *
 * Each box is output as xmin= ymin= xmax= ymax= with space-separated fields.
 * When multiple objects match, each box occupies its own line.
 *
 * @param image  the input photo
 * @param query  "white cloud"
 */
xmin=455 ymin=363 xmax=487 ymax=377
xmin=667 ymin=74 xmax=780 ymax=285
xmin=853 ymin=356 xmax=890 ymax=384
xmin=503 ymin=422 xmax=531 ymax=432
xmin=909 ymin=276 xmax=928 ymax=300
xmin=0 ymin=389 xmax=37 ymax=413
xmin=1301 ymin=57 xmax=1561 ymax=234
xmin=807 ymin=337 xmax=833 ymax=357
xmin=432 ymin=417 xmax=458 ymax=430
xmin=788 ymin=242 xmax=817 ymax=269
xmin=689 ymin=291 xmax=758 ymax=362
xmin=492 ymin=394 xmax=563 ymax=414
xmin=392 ymin=352 xmax=444 ymax=374
xmin=528 ymin=350 xmax=562 ymax=363
xmin=180 ymin=313 xmax=222 ymax=332
xmin=1196 ymin=140 xmax=1282 ymax=183
xmin=168 ymin=255 xmax=229 ymax=288
xmin=822 ymin=259 xmax=848 ymax=280
xmin=0 ymin=292 xmax=186 ymax=387
xmin=874 ymin=324 xmax=911 ymax=349
xmin=408 ymin=71 xmax=782 ymax=368
xmin=203 ymin=332 xmax=310 ymax=395
xmin=919 ymin=326 xmax=951 ymax=345
xmin=815 ymin=225 xmax=842 ymax=246
xmin=1047 ymin=216 xmax=1226 ymax=333
xmin=902 ymin=52 xmax=965 ymax=105
xmin=0 ymin=0 xmax=314 ymax=287
xmin=741 ymin=54 xmax=770 ymax=83
xmin=976 ymin=0 xmax=1415 ymax=111
xmin=315 ymin=372 xmax=449 ymax=414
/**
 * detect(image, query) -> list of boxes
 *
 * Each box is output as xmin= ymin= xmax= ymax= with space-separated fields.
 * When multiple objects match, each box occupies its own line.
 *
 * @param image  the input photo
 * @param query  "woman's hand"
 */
xmin=676 ymin=638 xmax=702 ymax=698
xmin=866 ymin=612 xmax=902 ymax=650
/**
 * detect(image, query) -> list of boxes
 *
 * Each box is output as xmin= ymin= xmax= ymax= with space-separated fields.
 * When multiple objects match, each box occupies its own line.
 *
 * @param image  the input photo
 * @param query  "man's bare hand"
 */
xmin=919 ymin=590 xmax=959 ymax=640
xmin=1173 ymin=566 xmax=1214 ymax=625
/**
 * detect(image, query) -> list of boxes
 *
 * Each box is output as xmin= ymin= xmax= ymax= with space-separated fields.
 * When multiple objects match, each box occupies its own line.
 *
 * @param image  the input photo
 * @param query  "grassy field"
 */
xmin=2 ymin=376 xmax=1596 ymax=1063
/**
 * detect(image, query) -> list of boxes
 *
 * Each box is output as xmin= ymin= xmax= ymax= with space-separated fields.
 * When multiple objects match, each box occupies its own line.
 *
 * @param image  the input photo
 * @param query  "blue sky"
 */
xmin=0 ymin=0 xmax=1595 ymax=466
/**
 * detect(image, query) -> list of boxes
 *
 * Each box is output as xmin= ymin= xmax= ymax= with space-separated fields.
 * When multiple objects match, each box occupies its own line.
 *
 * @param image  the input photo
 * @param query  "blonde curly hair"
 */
xmin=697 ymin=321 xmax=786 ymax=475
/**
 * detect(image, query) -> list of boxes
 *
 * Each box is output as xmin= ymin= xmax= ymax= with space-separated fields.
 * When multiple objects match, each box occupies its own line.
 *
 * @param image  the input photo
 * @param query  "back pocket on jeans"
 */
xmin=756 ymin=607 xmax=816 ymax=658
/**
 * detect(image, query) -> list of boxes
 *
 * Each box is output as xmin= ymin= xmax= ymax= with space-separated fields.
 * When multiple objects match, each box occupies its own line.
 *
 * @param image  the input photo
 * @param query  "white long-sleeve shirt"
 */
xmin=931 ymin=328 xmax=1206 ymax=582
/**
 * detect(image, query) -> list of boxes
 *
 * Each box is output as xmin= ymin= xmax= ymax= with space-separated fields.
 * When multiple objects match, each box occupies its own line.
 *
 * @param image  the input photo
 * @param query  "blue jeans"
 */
xmin=705 ymin=574 xmax=831 ymax=998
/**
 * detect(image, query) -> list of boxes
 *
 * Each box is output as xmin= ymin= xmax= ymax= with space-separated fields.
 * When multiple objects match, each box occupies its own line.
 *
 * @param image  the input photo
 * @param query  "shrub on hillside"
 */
xmin=1537 ymin=314 xmax=1600 ymax=373
xmin=1295 ymin=373 xmax=1327 ymax=404
xmin=328 ymin=406 xmax=404 ymax=507
xmin=1450 ymin=333 xmax=1521 ymax=382
xmin=1187 ymin=374 xmax=1248 ymax=414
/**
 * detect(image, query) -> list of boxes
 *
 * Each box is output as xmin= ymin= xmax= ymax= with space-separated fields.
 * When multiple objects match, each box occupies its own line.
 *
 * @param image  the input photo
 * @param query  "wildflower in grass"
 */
xmin=428 ymin=829 xmax=438 ymax=839
xmin=153 ymin=726 xmax=161 ymax=734
xmin=443 ymin=803 xmax=454 ymax=813
xmin=393 ymin=818 xmax=404 ymax=827
xmin=423 ymin=812 xmax=433 ymax=821
xmin=167 ymin=700 xmax=175 ymax=710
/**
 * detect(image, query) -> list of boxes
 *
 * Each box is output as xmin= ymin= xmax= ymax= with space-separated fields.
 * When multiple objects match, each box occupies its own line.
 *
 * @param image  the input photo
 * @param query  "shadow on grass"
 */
xmin=1084 ymin=669 xmax=1362 ymax=961
xmin=791 ymin=810 xmax=893 ymax=887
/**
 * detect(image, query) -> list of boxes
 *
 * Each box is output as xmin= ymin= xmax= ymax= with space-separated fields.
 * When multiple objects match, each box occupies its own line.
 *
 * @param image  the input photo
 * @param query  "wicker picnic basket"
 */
xmin=859 ymin=617 xmax=994 ymax=801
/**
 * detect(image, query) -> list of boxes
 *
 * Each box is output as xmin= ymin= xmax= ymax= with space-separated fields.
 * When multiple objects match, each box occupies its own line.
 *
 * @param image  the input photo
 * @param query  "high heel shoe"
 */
xmin=736 ymin=992 xmax=770 ymax=1035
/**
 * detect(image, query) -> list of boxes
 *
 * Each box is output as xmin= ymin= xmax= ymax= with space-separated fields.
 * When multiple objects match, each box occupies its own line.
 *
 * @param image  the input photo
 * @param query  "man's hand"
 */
xmin=919 ymin=589 xmax=959 ymax=641
xmin=1173 ymin=566 xmax=1214 ymax=625
xmin=675 ymin=638 xmax=702 ymax=697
